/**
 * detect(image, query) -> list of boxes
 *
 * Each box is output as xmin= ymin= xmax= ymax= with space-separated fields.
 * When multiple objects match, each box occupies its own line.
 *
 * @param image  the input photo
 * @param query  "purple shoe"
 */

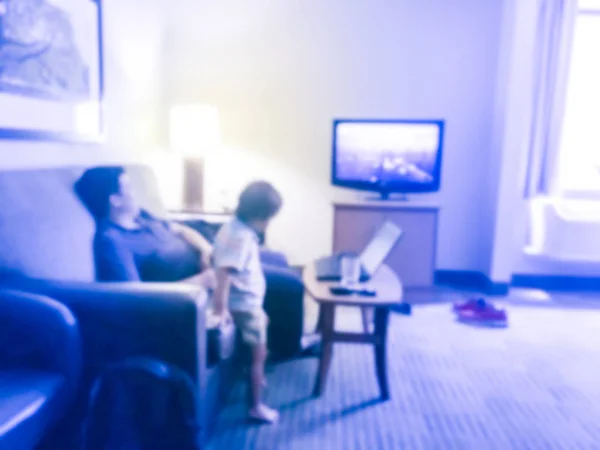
xmin=452 ymin=298 xmax=487 ymax=313
xmin=457 ymin=303 xmax=508 ymax=327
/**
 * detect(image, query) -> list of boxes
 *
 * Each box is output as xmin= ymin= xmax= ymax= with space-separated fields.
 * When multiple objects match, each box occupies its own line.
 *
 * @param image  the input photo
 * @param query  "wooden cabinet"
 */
xmin=333 ymin=202 xmax=439 ymax=287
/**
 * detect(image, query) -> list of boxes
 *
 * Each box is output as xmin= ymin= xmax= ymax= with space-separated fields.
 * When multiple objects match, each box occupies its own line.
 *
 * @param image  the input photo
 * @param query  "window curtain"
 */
xmin=524 ymin=0 xmax=578 ymax=198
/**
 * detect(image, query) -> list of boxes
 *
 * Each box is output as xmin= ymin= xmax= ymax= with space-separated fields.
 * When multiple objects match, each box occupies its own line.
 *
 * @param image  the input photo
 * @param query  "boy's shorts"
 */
xmin=231 ymin=308 xmax=268 ymax=346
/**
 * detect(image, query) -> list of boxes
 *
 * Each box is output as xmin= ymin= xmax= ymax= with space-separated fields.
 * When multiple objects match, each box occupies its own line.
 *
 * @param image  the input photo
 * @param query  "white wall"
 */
xmin=478 ymin=0 xmax=515 ymax=280
xmin=482 ymin=0 xmax=539 ymax=283
xmin=165 ymin=0 xmax=505 ymax=269
xmin=486 ymin=0 xmax=600 ymax=280
xmin=0 ymin=0 xmax=166 ymax=169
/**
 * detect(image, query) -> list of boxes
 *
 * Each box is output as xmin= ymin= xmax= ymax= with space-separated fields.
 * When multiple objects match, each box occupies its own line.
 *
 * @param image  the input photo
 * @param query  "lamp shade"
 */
xmin=169 ymin=104 xmax=221 ymax=155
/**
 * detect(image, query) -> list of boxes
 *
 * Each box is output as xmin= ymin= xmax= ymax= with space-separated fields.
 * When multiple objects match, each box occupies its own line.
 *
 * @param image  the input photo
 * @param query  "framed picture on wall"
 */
xmin=0 ymin=0 xmax=103 ymax=142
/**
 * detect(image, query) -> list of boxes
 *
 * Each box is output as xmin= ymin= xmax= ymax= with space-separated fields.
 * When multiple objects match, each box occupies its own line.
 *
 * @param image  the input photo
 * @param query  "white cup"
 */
xmin=340 ymin=255 xmax=361 ymax=287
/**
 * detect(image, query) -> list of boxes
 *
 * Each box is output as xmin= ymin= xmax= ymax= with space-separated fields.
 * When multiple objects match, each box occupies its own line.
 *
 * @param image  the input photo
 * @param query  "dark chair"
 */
xmin=0 ymin=289 xmax=81 ymax=450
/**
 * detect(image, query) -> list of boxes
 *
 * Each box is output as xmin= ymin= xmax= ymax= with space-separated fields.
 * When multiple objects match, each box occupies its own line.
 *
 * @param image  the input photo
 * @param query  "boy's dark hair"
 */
xmin=235 ymin=181 xmax=282 ymax=223
xmin=75 ymin=166 xmax=125 ymax=219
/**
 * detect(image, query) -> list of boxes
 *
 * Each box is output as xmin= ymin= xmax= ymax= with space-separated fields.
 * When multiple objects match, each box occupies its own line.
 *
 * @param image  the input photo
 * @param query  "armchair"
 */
xmin=0 ymin=163 xmax=304 ymax=448
xmin=0 ymin=289 xmax=81 ymax=450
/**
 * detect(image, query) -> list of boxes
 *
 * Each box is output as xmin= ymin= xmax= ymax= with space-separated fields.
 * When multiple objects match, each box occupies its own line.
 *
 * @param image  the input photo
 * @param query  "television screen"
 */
xmin=332 ymin=119 xmax=444 ymax=196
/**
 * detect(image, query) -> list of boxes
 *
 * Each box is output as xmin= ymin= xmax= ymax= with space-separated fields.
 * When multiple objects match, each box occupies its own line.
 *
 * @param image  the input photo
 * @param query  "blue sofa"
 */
xmin=0 ymin=289 xmax=81 ymax=450
xmin=0 ymin=164 xmax=305 ymax=447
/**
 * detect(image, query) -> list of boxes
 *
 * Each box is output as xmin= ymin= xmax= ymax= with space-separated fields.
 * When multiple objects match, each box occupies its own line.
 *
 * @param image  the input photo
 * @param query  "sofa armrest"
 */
xmin=0 ymin=289 xmax=81 ymax=388
xmin=167 ymin=211 xmax=269 ymax=246
xmin=263 ymin=264 xmax=302 ymax=288
xmin=260 ymin=250 xmax=290 ymax=268
xmin=6 ymin=279 xmax=208 ymax=389
xmin=169 ymin=216 xmax=222 ymax=244
xmin=167 ymin=211 xmax=232 ymax=225
xmin=263 ymin=265 xmax=305 ymax=358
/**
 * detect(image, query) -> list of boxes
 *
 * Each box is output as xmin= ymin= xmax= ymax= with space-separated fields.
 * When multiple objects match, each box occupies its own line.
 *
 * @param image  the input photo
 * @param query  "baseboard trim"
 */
xmin=512 ymin=274 xmax=600 ymax=291
xmin=435 ymin=270 xmax=600 ymax=293
xmin=434 ymin=270 xmax=509 ymax=296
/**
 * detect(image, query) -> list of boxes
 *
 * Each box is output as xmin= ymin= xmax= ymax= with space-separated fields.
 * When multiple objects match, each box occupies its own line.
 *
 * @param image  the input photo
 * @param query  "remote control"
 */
xmin=329 ymin=286 xmax=378 ymax=296
xmin=359 ymin=288 xmax=377 ymax=297
xmin=329 ymin=286 xmax=354 ymax=296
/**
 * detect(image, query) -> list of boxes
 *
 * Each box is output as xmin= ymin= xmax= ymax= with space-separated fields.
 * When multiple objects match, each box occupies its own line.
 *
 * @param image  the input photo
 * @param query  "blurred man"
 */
xmin=75 ymin=166 xmax=214 ymax=286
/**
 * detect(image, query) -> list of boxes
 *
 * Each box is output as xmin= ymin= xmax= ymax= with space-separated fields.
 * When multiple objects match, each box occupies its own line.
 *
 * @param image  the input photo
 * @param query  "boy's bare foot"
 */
xmin=248 ymin=404 xmax=279 ymax=424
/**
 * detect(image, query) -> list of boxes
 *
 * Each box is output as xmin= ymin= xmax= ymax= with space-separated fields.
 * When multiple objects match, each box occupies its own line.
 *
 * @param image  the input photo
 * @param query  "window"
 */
xmin=556 ymin=1 xmax=600 ymax=195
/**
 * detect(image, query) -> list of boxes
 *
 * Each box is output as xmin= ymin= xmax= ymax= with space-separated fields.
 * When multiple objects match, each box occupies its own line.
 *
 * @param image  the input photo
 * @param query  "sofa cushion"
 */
xmin=0 ymin=370 xmax=68 ymax=450
xmin=0 ymin=168 xmax=96 ymax=281
xmin=0 ymin=164 xmax=165 ymax=282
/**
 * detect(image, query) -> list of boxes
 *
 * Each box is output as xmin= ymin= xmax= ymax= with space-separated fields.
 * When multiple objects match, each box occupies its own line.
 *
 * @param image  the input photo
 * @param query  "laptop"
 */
xmin=315 ymin=221 xmax=403 ymax=282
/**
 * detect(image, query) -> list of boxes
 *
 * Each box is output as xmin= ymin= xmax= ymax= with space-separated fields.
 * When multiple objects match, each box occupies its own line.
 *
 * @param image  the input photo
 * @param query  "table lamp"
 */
xmin=169 ymin=104 xmax=221 ymax=210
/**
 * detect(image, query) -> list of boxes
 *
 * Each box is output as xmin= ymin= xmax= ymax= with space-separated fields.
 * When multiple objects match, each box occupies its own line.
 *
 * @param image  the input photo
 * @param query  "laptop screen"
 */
xmin=359 ymin=221 xmax=403 ymax=276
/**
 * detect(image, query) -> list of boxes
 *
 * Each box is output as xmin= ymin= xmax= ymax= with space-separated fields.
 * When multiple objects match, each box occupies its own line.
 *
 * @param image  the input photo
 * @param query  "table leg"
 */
xmin=315 ymin=304 xmax=323 ymax=332
xmin=374 ymin=307 xmax=390 ymax=400
xmin=361 ymin=307 xmax=374 ymax=333
xmin=312 ymin=304 xmax=335 ymax=397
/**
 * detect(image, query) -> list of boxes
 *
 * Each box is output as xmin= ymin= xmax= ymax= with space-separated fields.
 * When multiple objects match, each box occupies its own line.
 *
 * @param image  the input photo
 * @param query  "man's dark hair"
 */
xmin=235 ymin=181 xmax=282 ymax=223
xmin=75 ymin=166 xmax=125 ymax=219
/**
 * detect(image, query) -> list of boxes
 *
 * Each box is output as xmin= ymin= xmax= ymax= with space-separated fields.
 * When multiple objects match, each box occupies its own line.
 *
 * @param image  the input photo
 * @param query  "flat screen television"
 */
xmin=332 ymin=119 xmax=445 ymax=199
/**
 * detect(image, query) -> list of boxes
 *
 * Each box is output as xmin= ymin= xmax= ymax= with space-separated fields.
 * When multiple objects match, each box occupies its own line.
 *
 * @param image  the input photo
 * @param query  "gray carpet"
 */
xmin=206 ymin=304 xmax=600 ymax=450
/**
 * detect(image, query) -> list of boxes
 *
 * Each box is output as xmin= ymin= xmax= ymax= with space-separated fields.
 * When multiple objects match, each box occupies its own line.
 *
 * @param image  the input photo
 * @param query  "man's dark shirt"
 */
xmin=94 ymin=211 xmax=201 ymax=282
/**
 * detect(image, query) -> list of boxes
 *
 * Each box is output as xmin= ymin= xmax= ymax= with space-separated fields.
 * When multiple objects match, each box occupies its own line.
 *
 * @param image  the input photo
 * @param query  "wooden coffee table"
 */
xmin=303 ymin=263 xmax=403 ymax=400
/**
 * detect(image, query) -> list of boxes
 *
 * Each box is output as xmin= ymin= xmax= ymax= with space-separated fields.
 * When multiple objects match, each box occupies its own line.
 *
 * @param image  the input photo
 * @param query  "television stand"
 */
xmin=333 ymin=200 xmax=439 ymax=287
xmin=368 ymin=192 xmax=409 ymax=201
xmin=385 ymin=192 xmax=409 ymax=201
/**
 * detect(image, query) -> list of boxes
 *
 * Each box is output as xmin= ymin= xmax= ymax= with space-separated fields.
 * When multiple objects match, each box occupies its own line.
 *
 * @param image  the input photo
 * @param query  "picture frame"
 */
xmin=0 ymin=0 xmax=104 ymax=142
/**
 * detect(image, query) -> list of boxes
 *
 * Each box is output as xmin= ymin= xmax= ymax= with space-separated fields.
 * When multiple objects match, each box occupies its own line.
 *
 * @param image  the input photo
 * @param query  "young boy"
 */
xmin=211 ymin=181 xmax=282 ymax=423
